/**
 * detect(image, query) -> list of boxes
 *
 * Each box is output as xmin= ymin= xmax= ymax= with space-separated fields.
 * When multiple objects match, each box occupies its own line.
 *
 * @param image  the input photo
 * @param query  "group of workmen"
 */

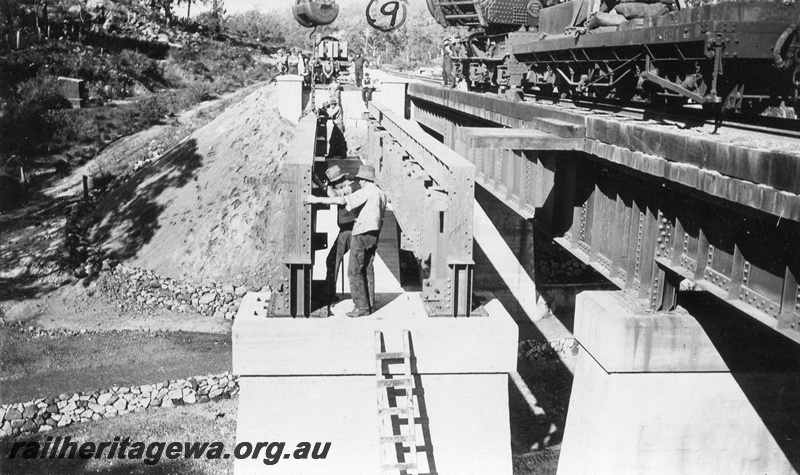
xmin=302 ymin=57 xmax=387 ymax=317
xmin=275 ymin=48 xmax=374 ymax=91
xmin=304 ymin=163 xmax=387 ymax=318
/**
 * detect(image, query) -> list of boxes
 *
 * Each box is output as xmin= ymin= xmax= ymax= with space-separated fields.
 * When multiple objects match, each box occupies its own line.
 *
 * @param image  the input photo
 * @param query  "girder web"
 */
xmin=408 ymin=83 xmax=800 ymax=342
xmin=366 ymin=102 xmax=476 ymax=317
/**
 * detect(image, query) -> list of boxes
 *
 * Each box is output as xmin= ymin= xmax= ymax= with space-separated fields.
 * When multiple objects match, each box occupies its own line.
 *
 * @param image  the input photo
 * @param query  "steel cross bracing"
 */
xmin=407 ymin=83 xmax=800 ymax=343
xmin=366 ymin=102 xmax=476 ymax=317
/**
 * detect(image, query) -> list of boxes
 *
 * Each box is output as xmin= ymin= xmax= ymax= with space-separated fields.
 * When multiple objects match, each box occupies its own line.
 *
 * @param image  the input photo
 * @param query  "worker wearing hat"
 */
xmin=303 ymin=164 xmax=386 ymax=317
xmin=442 ymin=38 xmax=454 ymax=87
xmin=362 ymin=72 xmax=376 ymax=109
xmin=322 ymin=164 xmax=361 ymax=306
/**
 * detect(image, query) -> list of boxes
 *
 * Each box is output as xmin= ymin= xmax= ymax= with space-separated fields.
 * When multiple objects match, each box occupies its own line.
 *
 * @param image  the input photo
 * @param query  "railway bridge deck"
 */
xmin=234 ymin=74 xmax=800 ymax=474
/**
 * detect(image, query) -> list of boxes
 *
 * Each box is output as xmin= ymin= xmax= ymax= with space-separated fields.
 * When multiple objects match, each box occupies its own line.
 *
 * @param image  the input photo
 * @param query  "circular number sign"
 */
xmin=366 ymin=0 xmax=408 ymax=32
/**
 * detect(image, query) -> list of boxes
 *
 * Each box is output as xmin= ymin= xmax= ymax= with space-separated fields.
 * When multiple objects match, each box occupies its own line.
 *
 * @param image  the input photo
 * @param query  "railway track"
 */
xmin=387 ymin=69 xmax=800 ymax=142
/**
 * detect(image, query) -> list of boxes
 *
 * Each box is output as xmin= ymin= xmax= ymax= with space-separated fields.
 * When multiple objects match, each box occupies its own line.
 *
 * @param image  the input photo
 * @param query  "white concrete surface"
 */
xmin=558 ymin=347 xmax=797 ymax=475
xmin=574 ymin=291 xmax=729 ymax=372
xmin=235 ymin=373 xmax=513 ymax=475
xmin=233 ymin=292 xmax=517 ymax=375
xmin=276 ymin=75 xmax=304 ymax=123
xmin=558 ymin=291 xmax=798 ymax=475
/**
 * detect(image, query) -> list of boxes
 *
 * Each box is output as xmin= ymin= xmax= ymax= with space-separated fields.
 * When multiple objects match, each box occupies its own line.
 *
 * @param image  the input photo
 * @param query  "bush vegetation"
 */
xmin=0 ymin=27 xmax=274 ymax=180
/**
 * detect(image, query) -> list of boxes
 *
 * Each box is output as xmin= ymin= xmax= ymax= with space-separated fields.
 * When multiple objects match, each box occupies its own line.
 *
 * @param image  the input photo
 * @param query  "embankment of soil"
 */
xmin=89 ymin=85 xmax=293 ymax=289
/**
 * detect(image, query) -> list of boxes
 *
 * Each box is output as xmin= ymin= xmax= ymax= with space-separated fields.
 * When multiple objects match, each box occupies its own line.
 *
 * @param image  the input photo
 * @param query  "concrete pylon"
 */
xmin=557 ymin=291 xmax=798 ymax=475
xmin=233 ymin=293 xmax=518 ymax=474
xmin=372 ymin=78 xmax=408 ymax=118
xmin=276 ymin=75 xmax=305 ymax=123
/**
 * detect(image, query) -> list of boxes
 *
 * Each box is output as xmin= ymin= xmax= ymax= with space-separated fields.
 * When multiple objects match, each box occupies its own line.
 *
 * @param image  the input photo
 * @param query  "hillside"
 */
xmin=88 ymin=85 xmax=290 ymax=289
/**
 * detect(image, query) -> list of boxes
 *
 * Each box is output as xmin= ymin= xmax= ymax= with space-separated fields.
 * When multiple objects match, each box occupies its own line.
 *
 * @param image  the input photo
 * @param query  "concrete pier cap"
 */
xmin=372 ymin=78 xmax=408 ymax=118
xmin=558 ymin=290 xmax=797 ymax=475
xmin=275 ymin=74 xmax=304 ymax=123
xmin=232 ymin=293 xmax=519 ymax=474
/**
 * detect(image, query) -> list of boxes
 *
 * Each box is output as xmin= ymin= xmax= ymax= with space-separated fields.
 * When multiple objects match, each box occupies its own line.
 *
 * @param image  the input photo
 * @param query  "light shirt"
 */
xmin=327 ymin=104 xmax=343 ymax=126
xmin=345 ymin=182 xmax=386 ymax=235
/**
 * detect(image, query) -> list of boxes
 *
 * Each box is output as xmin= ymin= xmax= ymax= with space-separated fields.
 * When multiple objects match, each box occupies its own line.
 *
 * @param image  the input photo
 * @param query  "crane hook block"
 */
xmin=293 ymin=0 xmax=339 ymax=28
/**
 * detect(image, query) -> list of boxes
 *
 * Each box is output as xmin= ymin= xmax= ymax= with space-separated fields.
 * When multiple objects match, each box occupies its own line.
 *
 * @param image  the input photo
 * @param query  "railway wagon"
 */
xmin=428 ymin=0 xmax=800 ymax=114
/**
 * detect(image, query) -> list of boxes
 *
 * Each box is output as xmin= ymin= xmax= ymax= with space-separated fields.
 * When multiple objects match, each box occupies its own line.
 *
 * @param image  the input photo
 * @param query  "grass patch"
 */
xmin=0 ymin=399 xmax=237 ymax=475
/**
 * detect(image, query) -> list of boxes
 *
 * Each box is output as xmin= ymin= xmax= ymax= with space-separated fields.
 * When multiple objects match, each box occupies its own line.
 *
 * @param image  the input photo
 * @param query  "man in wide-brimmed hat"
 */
xmin=303 ymin=164 xmax=386 ymax=317
xmin=322 ymin=164 xmax=361 ymax=306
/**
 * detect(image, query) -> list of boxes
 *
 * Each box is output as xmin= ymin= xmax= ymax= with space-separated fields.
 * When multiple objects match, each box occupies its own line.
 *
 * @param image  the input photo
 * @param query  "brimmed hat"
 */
xmin=325 ymin=165 xmax=346 ymax=183
xmin=355 ymin=164 xmax=376 ymax=182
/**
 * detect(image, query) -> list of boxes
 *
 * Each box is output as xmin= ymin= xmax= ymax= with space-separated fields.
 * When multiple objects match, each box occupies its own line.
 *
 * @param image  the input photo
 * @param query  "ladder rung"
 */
xmin=377 ymin=378 xmax=412 ymax=388
xmin=380 ymin=434 xmax=416 ymax=443
xmin=382 ymin=463 xmax=418 ymax=471
xmin=398 ymin=417 xmax=428 ymax=424
xmin=386 ymin=388 xmax=423 ymax=397
xmin=378 ymin=406 xmax=414 ymax=415
xmin=376 ymin=351 xmax=410 ymax=360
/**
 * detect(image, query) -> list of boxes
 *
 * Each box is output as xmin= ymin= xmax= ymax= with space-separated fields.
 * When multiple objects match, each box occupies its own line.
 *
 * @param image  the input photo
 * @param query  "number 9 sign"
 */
xmin=366 ymin=0 xmax=408 ymax=32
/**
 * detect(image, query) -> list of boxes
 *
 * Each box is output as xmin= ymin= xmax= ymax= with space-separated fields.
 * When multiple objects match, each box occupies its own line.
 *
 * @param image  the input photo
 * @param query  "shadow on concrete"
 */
xmin=681 ymin=291 xmax=800 ymax=472
xmin=474 ymin=186 xmax=613 ymax=336
xmin=89 ymin=138 xmax=203 ymax=263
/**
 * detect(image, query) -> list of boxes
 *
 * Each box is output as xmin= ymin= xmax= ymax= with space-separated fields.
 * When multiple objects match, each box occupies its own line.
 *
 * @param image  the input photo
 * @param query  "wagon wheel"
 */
xmin=613 ymin=69 xmax=638 ymax=103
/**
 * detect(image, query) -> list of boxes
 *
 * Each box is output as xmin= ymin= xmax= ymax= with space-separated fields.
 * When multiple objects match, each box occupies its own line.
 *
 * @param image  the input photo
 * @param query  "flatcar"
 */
xmin=315 ymin=36 xmax=351 ymax=83
xmin=427 ymin=0 xmax=800 ymax=115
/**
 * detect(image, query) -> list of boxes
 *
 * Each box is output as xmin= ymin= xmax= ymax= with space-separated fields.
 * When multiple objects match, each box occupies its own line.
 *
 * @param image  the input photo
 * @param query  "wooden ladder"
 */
xmin=375 ymin=330 xmax=418 ymax=475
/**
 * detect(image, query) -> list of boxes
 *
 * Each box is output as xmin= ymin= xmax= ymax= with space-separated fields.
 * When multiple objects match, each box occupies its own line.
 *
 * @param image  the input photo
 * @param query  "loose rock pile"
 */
xmin=100 ymin=262 xmax=265 ymax=318
xmin=519 ymin=338 xmax=579 ymax=361
xmin=63 ymin=179 xmax=266 ymax=319
xmin=0 ymin=373 xmax=239 ymax=437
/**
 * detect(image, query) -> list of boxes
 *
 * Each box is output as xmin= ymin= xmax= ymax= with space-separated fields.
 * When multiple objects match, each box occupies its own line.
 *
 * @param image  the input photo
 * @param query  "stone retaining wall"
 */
xmin=98 ymin=262 xmax=266 ymax=319
xmin=0 ymin=373 xmax=239 ymax=437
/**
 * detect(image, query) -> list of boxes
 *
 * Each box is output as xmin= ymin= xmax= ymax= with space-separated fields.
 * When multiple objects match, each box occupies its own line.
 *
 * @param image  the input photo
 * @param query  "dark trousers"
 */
xmin=355 ymin=68 xmax=363 ymax=87
xmin=326 ymin=228 xmax=352 ymax=299
xmin=349 ymin=232 xmax=378 ymax=312
xmin=362 ymin=87 xmax=373 ymax=104
xmin=328 ymin=123 xmax=347 ymax=158
xmin=443 ymin=55 xmax=453 ymax=87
